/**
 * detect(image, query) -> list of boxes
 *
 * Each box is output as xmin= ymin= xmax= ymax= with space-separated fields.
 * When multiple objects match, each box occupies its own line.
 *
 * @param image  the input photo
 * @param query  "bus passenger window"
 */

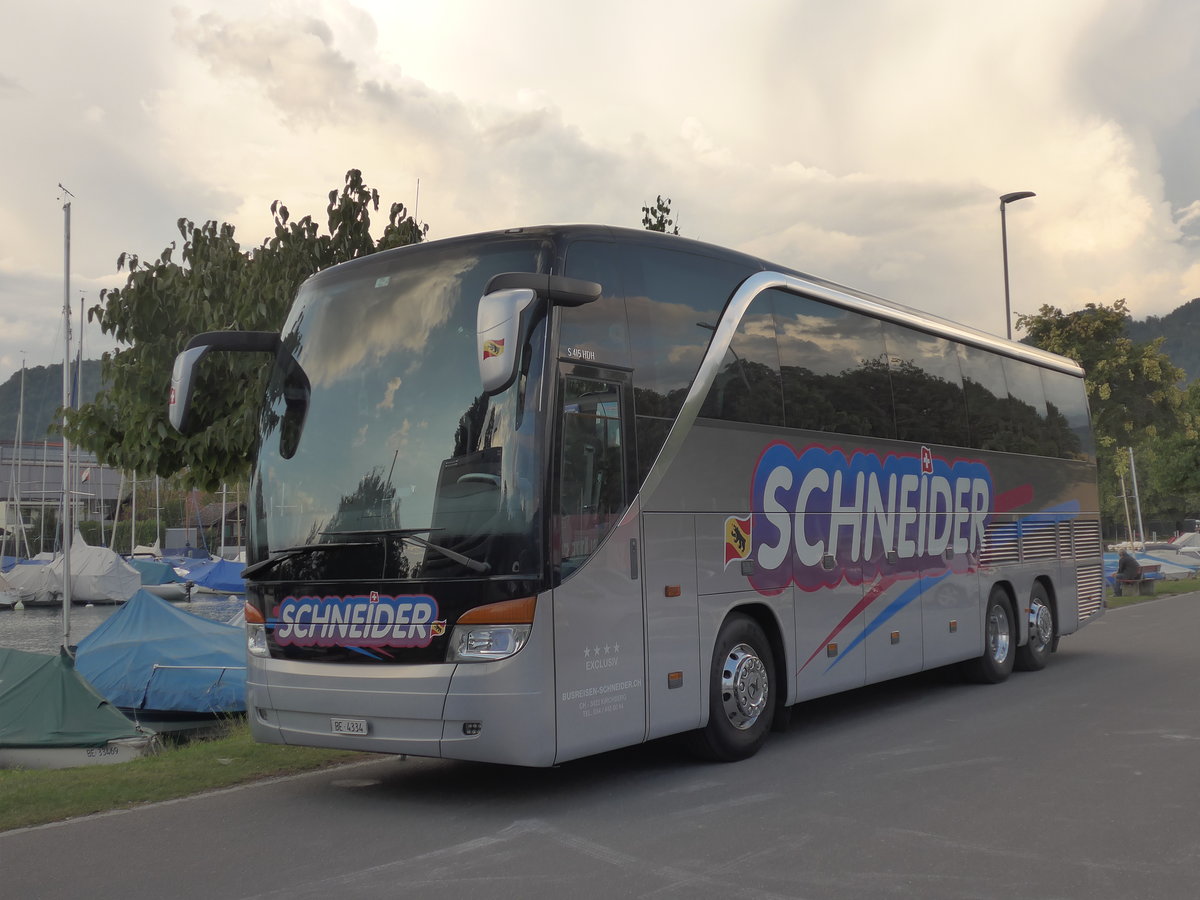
xmin=699 ymin=293 xmax=784 ymax=426
xmin=558 ymin=377 xmax=625 ymax=577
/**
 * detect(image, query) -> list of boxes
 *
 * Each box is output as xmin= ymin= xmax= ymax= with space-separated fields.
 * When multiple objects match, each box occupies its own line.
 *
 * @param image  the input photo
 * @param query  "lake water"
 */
xmin=0 ymin=593 xmax=246 ymax=653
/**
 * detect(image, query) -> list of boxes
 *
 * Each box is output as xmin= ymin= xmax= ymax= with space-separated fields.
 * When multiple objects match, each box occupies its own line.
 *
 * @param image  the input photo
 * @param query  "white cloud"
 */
xmin=1177 ymin=200 xmax=1200 ymax=230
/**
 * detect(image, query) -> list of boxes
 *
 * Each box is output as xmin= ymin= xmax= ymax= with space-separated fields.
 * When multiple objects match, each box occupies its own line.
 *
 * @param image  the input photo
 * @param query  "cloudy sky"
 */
xmin=2 ymin=0 xmax=1199 ymax=391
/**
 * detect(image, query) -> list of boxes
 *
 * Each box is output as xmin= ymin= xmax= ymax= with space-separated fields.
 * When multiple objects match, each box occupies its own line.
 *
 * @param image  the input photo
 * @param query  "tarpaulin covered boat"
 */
xmin=74 ymin=589 xmax=246 ymax=723
xmin=0 ymin=647 xmax=156 ymax=769
xmin=126 ymin=556 xmax=191 ymax=602
xmin=178 ymin=556 xmax=246 ymax=595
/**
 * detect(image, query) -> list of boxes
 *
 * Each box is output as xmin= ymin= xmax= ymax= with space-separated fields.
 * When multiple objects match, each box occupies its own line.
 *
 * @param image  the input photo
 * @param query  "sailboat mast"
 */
xmin=78 ymin=294 xmax=89 ymax=541
xmin=108 ymin=470 xmax=124 ymax=550
xmin=40 ymin=440 xmax=48 ymax=553
xmin=1129 ymin=447 xmax=1146 ymax=545
xmin=16 ymin=359 xmax=29 ymax=558
xmin=60 ymin=188 xmax=74 ymax=645
xmin=3 ymin=360 xmax=28 ymax=560
xmin=155 ymin=475 xmax=161 ymax=551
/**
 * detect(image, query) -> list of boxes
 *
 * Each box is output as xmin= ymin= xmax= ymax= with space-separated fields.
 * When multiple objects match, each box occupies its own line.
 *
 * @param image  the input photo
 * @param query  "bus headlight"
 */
xmin=446 ymin=596 xmax=536 ymax=662
xmin=448 ymin=623 xmax=532 ymax=662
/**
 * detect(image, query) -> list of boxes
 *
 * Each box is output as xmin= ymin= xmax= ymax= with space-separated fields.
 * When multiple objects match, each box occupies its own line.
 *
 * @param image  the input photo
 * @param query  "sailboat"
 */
xmin=0 ymin=191 xmax=162 ymax=769
xmin=0 ymin=570 xmax=35 ymax=610
xmin=74 ymin=589 xmax=246 ymax=732
xmin=0 ymin=647 xmax=157 ymax=768
xmin=0 ymin=361 xmax=41 ymax=609
xmin=45 ymin=531 xmax=141 ymax=605
xmin=113 ymin=471 xmax=192 ymax=601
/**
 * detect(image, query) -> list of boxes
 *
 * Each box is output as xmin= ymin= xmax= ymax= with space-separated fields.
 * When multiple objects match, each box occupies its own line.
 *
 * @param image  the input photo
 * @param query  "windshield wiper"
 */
xmin=242 ymin=540 xmax=378 ymax=579
xmin=322 ymin=528 xmax=493 ymax=575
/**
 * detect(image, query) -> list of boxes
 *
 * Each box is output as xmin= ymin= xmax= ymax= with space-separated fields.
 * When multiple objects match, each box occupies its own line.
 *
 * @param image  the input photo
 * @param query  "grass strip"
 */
xmin=1107 ymin=577 xmax=1200 ymax=608
xmin=1 ymin=721 xmax=371 ymax=832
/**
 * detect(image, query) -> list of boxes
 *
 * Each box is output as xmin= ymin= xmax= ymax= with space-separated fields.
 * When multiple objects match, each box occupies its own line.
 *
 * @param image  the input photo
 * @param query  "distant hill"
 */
xmin=1128 ymin=298 xmax=1200 ymax=382
xmin=0 ymin=360 xmax=106 ymax=442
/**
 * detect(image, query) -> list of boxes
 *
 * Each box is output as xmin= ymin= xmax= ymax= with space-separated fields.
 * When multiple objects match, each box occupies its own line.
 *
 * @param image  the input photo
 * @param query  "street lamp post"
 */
xmin=1000 ymin=190 xmax=1036 ymax=340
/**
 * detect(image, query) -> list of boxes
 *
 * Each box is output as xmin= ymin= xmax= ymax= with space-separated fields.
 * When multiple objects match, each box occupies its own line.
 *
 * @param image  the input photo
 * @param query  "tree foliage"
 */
xmin=641 ymin=195 xmax=679 ymax=234
xmin=64 ymin=170 xmax=427 ymax=489
xmin=1017 ymin=298 xmax=1192 ymax=528
xmin=1018 ymin=299 xmax=1183 ymax=446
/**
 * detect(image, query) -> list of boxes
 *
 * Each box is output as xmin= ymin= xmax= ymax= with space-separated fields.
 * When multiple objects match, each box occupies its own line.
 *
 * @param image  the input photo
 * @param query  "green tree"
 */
xmin=1140 ymin=379 xmax=1200 ymax=524
xmin=641 ymin=195 xmax=679 ymax=234
xmin=1016 ymin=299 xmax=1187 ymax=528
xmin=64 ymin=170 xmax=427 ymax=489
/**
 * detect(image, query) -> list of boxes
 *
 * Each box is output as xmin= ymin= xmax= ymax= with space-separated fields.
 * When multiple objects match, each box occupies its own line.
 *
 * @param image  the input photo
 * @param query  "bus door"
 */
xmin=550 ymin=365 xmax=647 ymax=763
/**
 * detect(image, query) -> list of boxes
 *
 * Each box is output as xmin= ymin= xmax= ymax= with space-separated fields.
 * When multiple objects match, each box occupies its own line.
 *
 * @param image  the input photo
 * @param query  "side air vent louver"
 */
xmin=1075 ymin=563 xmax=1105 ymax=619
xmin=980 ymin=522 xmax=1020 ymax=567
xmin=1019 ymin=521 xmax=1059 ymax=561
xmin=1071 ymin=520 xmax=1102 ymax=560
xmin=1070 ymin=520 xmax=1105 ymax=620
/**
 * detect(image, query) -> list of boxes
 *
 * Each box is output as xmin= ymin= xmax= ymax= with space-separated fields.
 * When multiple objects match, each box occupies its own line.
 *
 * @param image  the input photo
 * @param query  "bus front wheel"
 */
xmin=962 ymin=587 xmax=1016 ymax=684
xmin=688 ymin=614 xmax=776 ymax=762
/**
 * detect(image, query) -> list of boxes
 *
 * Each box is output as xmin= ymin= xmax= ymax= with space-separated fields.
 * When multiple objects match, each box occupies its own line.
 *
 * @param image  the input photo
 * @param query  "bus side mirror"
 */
xmin=478 ymin=288 xmax=540 ymax=396
xmin=168 ymin=331 xmax=283 ymax=434
xmin=477 ymin=273 xmax=601 ymax=397
xmin=168 ymin=345 xmax=211 ymax=434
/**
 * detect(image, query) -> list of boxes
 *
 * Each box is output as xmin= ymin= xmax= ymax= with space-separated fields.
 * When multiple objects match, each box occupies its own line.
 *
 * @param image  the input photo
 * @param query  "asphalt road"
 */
xmin=3 ymin=594 xmax=1198 ymax=900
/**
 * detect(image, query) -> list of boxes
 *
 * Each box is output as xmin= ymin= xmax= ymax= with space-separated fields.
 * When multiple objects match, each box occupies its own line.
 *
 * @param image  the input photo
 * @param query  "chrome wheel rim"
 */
xmin=1029 ymin=600 xmax=1053 ymax=650
xmin=721 ymin=643 xmax=769 ymax=730
xmin=987 ymin=601 xmax=1011 ymax=663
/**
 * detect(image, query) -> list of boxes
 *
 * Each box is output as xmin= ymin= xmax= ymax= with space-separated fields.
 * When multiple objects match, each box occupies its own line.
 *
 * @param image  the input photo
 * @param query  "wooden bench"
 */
xmin=1116 ymin=562 xmax=1161 ymax=596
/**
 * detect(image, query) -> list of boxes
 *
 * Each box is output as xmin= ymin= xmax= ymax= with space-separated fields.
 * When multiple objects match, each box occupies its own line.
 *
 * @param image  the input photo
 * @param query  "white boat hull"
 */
xmin=0 ymin=736 xmax=157 ymax=769
xmin=141 ymin=582 xmax=191 ymax=602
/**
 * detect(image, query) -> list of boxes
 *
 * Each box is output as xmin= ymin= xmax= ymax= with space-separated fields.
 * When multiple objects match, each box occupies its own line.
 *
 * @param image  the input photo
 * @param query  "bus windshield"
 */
xmin=249 ymin=238 xmax=550 ymax=582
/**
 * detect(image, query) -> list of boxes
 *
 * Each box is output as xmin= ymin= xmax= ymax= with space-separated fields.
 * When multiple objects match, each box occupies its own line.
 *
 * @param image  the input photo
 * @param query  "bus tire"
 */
xmin=688 ymin=614 xmax=775 ymax=762
xmin=961 ymin=586 xmax=1015 ymax=684
xmin=1015 ymin=582 xmax=1055 ymax=671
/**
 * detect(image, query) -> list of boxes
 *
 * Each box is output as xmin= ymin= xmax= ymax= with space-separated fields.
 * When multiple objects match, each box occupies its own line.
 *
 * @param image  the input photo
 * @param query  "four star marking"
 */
xmin=583 ymin=643 xmax=620 ymax=657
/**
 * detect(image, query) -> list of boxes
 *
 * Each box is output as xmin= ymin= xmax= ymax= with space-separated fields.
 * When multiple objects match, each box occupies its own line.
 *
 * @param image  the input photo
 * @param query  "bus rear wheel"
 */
xmin=688 ymin=614 xmax=775 ymax=762
xmin=961 ymin=587 xmax=1015 ymax=684
xmin=1015 ymin=583 xmax=1055 ymax=671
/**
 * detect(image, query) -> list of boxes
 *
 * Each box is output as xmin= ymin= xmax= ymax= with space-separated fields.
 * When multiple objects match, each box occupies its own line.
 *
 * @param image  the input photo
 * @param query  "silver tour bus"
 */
xmin=169 ymin=225 xmax=1103 ymax=766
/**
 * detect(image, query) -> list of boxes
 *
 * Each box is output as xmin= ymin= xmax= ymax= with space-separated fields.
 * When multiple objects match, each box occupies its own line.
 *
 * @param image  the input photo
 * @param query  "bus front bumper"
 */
xmin=247 ymin=647 xmax=556 ymax=767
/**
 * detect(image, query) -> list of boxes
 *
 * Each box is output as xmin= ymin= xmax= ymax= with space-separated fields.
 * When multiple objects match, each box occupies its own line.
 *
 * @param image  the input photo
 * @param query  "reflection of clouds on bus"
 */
xmin=255 ymin=238 xmax=552 ymax=565
xmin=775 ymin=310 xmax=879 ymax=374
xmin=697 ymin=285 xmax=1090 ymax=462
xmin=261 ymin=466 xmax=326 ymax=549
xmin=387 ymin=419 xmax=413 ymax=451
xmin=296 ymin=256 xmax=476 ymax=390
xmin=624 ymin=292 xmax=710 ymax=395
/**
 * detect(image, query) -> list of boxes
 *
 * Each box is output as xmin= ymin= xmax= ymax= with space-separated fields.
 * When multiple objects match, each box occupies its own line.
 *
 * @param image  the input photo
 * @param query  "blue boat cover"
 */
xmin=75 ymin=590 xmax=246 ymax=714
xmin=0 ymin=648 xmax=148 ymax=748
xmin=126 ymin=557 xmax=185 ymax=586
xmin=184 ymin=557 xmax=247 ymax=594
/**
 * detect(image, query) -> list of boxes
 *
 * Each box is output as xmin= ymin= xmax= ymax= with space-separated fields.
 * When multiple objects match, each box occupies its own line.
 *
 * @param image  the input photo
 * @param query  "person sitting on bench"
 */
xmin=1115 ymin=550 xmax=1141 ymax=595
